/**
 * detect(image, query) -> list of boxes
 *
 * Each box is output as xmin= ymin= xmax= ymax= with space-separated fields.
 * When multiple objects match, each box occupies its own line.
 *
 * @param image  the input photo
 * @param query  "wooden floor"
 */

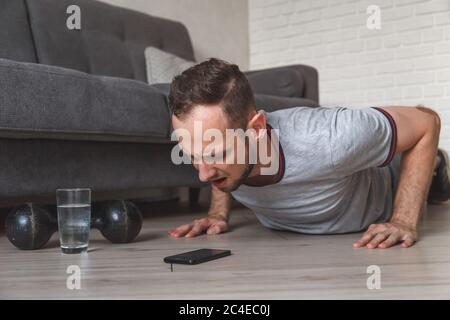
xmin=1 ymin=195 xmax=450 ymax=299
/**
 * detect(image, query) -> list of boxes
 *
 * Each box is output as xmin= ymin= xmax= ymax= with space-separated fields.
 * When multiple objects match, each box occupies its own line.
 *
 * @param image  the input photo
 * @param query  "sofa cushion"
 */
xmin=145 ymin=47 xmax=195 ymax=84
xmin=0 ymin=0 xmax=37 ymax=63
xmin=0 ymin=58 xmax=171 ymax=143
xmin=25 ymin=0 xmax=195 ymax=82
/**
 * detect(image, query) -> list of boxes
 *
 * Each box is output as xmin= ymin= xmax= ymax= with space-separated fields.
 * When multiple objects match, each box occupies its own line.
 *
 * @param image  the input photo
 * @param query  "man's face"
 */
xmin=172 ymin=105 xmax=253 ymax=193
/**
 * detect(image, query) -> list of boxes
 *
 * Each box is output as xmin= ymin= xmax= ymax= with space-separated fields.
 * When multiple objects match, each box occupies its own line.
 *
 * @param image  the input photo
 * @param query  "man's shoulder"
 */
xmin=264 ymin=106 xmax=341 ymax=134
xmin=264 ymin=105 xmax=342 ymax=118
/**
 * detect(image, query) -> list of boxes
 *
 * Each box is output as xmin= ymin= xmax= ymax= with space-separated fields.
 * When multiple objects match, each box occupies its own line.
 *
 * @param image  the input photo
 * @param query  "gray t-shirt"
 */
xmin=231 ymin=106 xmax=397 ymax=234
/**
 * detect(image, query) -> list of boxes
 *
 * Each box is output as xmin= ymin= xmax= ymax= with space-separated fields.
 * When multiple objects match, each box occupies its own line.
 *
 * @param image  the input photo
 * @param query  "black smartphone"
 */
xmin=164 ymin=248 xmax=231 ymax=265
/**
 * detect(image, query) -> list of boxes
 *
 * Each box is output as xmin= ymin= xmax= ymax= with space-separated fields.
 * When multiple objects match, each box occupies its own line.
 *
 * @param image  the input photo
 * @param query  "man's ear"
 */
xmin=246 ymin=110 xmax=267 ymax=139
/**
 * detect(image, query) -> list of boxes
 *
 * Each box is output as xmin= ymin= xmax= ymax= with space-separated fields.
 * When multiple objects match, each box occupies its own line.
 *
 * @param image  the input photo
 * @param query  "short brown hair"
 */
xmin=168 ymin=58 xmax=256 ymax=128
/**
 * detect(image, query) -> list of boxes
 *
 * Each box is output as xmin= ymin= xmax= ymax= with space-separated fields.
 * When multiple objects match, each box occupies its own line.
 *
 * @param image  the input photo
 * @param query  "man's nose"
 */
xmin=198 ymin=163 xmax=216 ymax=182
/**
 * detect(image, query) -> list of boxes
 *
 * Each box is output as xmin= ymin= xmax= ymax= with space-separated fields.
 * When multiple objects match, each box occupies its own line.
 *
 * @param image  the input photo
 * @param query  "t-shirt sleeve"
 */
xmin=330 ymin=107 xmax=397 ymax=175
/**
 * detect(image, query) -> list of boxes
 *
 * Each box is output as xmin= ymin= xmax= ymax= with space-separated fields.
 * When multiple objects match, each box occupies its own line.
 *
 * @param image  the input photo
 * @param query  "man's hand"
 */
xmin=353 ymin=222 xmax=418 ymax=249
xmin=168 ymin=185 xmax=231 ymax=238
xmin=168 ymin=216 xmax=229 ymax=238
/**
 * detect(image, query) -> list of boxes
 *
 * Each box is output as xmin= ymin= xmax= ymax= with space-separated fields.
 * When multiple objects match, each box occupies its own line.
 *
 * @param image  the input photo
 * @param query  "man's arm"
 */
xmin=208 ymin=186 xmax=232 ymax=222
xmin=168 ymin=186 xmax=231 ymax=238
xmin=353 ymin=106 xmax=441 ymax=249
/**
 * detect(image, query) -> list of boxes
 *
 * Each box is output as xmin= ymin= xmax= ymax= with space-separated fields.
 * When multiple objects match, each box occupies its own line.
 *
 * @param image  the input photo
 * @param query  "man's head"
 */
xmin=169 ymin=58 xmax=266 ymax=192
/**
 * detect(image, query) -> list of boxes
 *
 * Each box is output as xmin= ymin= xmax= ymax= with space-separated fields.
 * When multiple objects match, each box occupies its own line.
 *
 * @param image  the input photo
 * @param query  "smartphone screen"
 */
xmin=164 ymin=248 xmax=231 ymax=265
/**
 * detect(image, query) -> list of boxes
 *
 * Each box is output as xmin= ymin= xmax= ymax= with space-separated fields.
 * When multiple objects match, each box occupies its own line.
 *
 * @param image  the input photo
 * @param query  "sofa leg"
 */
xmin=188 ymin=187 xmax=201 ymax=206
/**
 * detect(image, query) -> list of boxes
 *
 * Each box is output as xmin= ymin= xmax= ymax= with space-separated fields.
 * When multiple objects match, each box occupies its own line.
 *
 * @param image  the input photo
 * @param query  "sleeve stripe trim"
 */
xmin=371 ymin=107 xmax=397 ymax=167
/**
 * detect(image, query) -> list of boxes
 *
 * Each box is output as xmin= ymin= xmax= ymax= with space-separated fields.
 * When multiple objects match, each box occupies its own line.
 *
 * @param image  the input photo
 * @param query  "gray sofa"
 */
xmin=0 ymin=0 xmax=319 ymax=207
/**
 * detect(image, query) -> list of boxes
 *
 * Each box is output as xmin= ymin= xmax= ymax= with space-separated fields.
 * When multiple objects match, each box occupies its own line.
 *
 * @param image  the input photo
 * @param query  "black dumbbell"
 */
xmin=5 ymin=203 xmax=57 ymax=250
xmin=93 ymin=200 xmax=143 ymax=243
xmin=5 ymin=200 xmax=143 ymax=250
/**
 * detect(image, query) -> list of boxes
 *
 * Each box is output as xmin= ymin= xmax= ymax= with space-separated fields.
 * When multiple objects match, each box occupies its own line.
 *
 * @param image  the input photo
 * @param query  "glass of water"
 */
xmin=56 ymin=188 xmax=91 ymax=254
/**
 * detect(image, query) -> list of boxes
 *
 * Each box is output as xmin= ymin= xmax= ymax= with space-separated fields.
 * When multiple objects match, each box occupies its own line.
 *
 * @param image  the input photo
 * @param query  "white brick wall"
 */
xmin=249 ymin=0 xmax=450 ymax=152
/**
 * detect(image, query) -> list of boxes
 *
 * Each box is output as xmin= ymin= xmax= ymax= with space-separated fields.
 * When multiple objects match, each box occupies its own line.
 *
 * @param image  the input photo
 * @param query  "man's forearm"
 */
xmin=390 ymin=120 xmax=440 ymax=229
xmin=208 ymin=186 xmax=231 ymax=222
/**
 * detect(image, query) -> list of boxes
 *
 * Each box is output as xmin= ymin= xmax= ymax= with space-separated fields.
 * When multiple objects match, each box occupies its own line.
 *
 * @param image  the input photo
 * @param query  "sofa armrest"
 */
xmin=0 ymin=58 xmax=170 ymax=142
xmin=244 ymin=64 xmax=319 ymax=103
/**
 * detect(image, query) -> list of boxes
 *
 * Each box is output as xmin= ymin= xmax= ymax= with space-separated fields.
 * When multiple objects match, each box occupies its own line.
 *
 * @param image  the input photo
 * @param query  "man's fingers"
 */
xmin=185 ymin=222 xmax=207 ymax=238
xmin=169 ymin=218 xmax=229 ymax=238
xmin=353 ymin=231 xmax=376 ymax=248
xmin=207 ymin=221 xmax=228 ymax=235
xmin=401 ymin=236 xmax=416 ymax=248
xmin=217 ymin=221 xmax=229 ymax=232
xmin=367 ymin=232 xmax=389 ymax=249
xmin=378 ymin=233 xmax=400 ymax=249
xmin=354 ymin=223 xmax=418 ymax=249
xmin=168 ymin=224 xmax=193 ymax=238
xmin=206 ymin=225 xmax=220 ymax=235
